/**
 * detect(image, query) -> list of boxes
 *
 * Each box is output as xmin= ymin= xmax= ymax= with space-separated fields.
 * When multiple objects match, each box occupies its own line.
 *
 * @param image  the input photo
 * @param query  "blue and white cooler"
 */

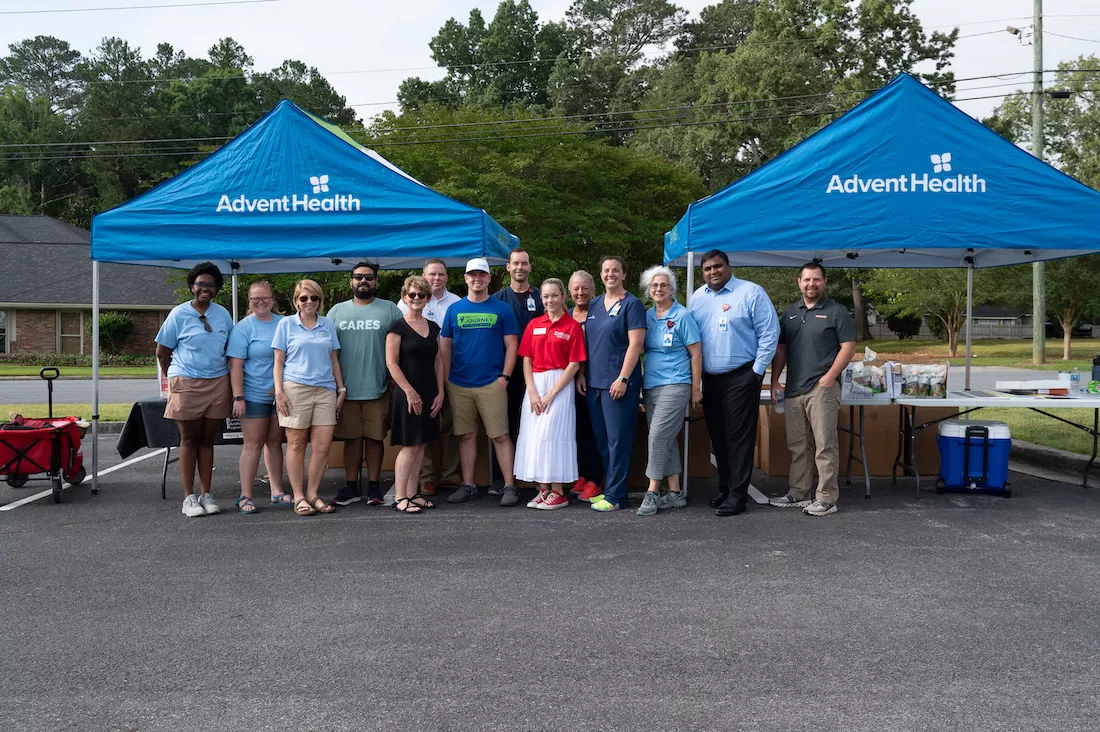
xmin=936 ymin=420 xmax=1011 ymax=495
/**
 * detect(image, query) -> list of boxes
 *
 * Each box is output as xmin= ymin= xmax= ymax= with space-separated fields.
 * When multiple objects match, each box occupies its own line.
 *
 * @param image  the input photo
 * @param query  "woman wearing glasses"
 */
xmin=385 ymin=275 xmax=445 ymax=514
xmin=272 ymin=279 xmax=346 ymax=516
xmin=155 ymin=261 xmax=236 ymax=518
xmin=227 ymin=280 xmax=290 ymax=514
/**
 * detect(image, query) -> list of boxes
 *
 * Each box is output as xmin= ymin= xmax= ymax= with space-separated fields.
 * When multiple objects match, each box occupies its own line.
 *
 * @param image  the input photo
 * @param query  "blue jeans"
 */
xmin=586 ymin=386 xmax=640 ymax=508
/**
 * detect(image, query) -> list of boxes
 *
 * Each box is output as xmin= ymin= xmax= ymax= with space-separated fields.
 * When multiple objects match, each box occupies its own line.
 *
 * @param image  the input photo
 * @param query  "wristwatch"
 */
xmin=617 ymin=376 xmax=629 ymax=385
xmin=337 ymin=387 xmax=347 ymax=393
xmin=500 ymin=374 xmax=511 ymax=381
xmin=233 ymin=396 xmax=244 ymax=402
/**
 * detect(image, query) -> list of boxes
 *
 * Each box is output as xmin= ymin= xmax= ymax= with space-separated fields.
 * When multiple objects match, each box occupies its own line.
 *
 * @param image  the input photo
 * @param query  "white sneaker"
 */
xmin=803 ymin=500 xmax=837 ymax=517
xmin=198 ymin=492 xmax=221 ymax=515
xmin=182 ymin=494 xmax=205 ymax=517
xmin=770 ymin=494 xmax=812 ymax=508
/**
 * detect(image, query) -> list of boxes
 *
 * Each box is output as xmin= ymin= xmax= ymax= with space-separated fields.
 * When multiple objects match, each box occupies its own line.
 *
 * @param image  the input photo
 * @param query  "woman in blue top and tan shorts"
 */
xmin=272 ymin=279 xmax=346 ymax=516
xmin=228 ymin=280 xmax=290 ymax=514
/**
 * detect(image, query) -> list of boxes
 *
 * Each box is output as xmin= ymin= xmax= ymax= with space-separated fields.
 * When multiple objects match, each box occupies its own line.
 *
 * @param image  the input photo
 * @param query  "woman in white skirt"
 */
xmin=513 ymin=278 xmax=588 ymax=510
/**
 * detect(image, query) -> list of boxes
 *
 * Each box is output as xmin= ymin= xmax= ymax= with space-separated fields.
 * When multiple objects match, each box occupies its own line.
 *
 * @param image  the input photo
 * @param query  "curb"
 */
xmin=0 ymin=376 xmax=152 ymax=381
xmin=1010 ymin=439 xmax=1100 ymax=477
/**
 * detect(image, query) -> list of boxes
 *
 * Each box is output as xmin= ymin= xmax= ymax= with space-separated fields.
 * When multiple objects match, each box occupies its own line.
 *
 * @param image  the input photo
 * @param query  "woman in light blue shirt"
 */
xmin=155 ymin=262 xmax=235 ymax=519
xmin=637 ymin=266 xmax=702 ymax=517
xmin=228 ymin=280 xmax=290 ymax=514
xmin=272 ymin=279 xmax=346 ymax=516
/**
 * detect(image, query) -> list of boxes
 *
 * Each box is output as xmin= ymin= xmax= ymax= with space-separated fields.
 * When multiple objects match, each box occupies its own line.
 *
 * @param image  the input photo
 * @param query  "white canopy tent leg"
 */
xmin=965 ymin=260 xmax=973 ymax=391
xmin=682 ymin=251 xmax=695 ymax=498
xmin=92 ymin=261 xmax=100 ymax=494
xmin=231 ymin=272 xmax=239 ymax=323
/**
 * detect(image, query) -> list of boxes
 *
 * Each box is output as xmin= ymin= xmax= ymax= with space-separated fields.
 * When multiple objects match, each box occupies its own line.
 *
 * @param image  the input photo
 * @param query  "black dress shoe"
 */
xmin=714 ymin=499 xmax=747 ymax=517
xmin=709 ymin=490 xmax=730 ymax=508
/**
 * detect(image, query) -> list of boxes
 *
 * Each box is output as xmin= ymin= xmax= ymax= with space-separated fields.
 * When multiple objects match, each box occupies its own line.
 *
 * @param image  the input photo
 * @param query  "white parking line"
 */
xmin=0 ymin=448 xmax=167 ymax=512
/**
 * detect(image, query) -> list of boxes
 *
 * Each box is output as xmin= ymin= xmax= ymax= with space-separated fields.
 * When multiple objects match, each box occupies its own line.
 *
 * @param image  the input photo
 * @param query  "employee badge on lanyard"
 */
xmin=527 ymin=294 xmax=536 ymax=312
xmin=609 ymin=294 xmax=624 ymax=317
xmin=663 ymin=319 xmax=674 ymax=347
xmin=718 ymin=302 xmax=730 ymax=332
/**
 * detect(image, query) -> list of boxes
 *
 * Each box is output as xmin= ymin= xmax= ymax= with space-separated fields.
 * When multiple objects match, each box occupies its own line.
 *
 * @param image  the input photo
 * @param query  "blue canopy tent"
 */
xmin=88 ymin=100 xmax=519 ymax=492
xmin=664 ymin=73 xmax=1100 ymax=495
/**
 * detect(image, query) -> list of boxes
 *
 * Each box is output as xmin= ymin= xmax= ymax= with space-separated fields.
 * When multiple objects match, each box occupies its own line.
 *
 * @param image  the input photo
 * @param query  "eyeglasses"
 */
xmin=249 ymin=297 xmax=271 ymax=304
xmin=407 ymin=292 xmax=428 ymax=300
xmin=351 ymin=273 xmax=377 ymax=281
xmin=198 ymin=314 xmax=212 ymax=332
xmin=193 ymin=282 xmax=217 ymax=291
xmin=298 ymin=295 xmax=321 ymax=303
xmin=650 ymin=283 xmax=670 ymax=289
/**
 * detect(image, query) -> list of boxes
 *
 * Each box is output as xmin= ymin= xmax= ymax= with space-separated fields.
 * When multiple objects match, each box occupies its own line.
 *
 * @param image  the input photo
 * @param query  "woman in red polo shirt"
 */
xmin=514 ymin=277 xmax=587 ymax=509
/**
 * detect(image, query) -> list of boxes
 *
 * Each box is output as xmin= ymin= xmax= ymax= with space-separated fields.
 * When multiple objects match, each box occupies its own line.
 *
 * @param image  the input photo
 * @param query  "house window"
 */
xmin=58 ymin=311 xmax=83 ymax=354
xmin=0 ymin=311 xmax=6 ymax=354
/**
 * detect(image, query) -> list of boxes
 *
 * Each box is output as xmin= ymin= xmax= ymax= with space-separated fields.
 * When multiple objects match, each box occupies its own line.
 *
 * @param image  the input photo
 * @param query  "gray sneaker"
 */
xmin=636 ymin=491 xmax=660 ymax=516
xmin=803 ymin=499 xmax=837 ymax=517
xmin=500 ymin=484 xmax=520 ymax=507
xmin=182 ymin=494 xmax=204 ymax=518
xmin=770 ymin=494 xmax=811 ymax=508
xmin=446 ymin=483 xmax=480 ymax=504
xmin=659 ymin=490 xmax=687 ymax=509
xmin=198 ymin=492 xmax=221 ymax=515
xmin=487 ymin=481 xmax=505 ymax=497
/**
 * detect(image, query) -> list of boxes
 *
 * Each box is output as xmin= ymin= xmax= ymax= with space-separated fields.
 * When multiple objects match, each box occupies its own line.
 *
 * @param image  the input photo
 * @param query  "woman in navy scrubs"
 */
xmin=582 ymin=256 xmax=646 ymax=511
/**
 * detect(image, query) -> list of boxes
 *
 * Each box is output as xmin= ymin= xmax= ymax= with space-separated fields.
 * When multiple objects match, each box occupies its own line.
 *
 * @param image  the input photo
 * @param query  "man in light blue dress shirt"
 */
xmin=687 ymin=250 xmax=779 ymax=516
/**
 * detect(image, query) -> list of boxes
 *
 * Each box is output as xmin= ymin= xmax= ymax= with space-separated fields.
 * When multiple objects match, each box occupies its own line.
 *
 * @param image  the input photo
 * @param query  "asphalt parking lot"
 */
xmin=2 ymin=436 xmax=1099 ymax=732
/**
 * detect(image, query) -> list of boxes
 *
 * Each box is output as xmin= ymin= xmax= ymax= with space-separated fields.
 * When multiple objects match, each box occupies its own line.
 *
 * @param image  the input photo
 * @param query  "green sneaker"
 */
xmin=636 ymin=492 xmax=660 ymax=516
xmin=586 ymin=492 xmax=605 ymax=505
xmin=591 ymin=498 xmax=618 ymax=512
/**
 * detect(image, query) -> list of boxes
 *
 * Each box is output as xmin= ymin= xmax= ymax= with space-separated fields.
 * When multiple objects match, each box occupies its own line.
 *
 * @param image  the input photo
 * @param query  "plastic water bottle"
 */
xmin=1072 ymin=367 xmax=1082 ymax=395
xmin=774 ymin=385 xmax=785 ymax=414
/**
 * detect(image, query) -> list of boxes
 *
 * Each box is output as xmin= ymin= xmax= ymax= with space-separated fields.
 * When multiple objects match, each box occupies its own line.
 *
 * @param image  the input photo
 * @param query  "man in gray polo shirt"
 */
xmin=768 ymin=263 xmax=856 ymax=516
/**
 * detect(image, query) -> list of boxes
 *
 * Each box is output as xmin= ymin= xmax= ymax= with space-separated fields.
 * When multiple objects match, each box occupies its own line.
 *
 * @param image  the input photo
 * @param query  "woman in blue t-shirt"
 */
xmin=582 ymin=256 xmax=647 ymax=512
xmin=227 ymin=280 xmax=290 ymax=514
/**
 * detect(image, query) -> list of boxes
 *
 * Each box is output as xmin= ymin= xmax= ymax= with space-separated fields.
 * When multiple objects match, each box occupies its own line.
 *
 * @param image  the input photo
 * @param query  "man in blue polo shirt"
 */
xmin=489 ymin=247 xmax=544 ymax=495
xmin=688 ymin=249 xmax=779 ymax=517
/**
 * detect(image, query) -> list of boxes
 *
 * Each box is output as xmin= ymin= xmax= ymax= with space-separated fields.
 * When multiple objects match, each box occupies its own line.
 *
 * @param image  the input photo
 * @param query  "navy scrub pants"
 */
xmin=586 ymin=385 xmax=640 ymax=508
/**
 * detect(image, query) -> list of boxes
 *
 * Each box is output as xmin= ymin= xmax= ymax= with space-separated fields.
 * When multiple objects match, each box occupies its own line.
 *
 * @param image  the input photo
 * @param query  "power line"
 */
xmin=0 ymin=0 xmax=281 ymax=15
xmin=1045 ymin=31 xmax=1100 ymax=45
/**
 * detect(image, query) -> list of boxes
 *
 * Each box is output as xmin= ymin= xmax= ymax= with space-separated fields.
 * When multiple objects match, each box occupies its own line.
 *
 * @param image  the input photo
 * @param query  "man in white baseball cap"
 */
xmin=439 ymin=257 xmax=522 ymax=505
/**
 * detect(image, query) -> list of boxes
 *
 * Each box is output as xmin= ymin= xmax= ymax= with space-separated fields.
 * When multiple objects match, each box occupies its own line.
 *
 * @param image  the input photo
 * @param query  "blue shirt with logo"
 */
xmin=271 ymin=313 xmax=341 ymax=392
xmin=227 ymin=314 xmax=284 ymax=403
xmin=441 ymin=297 xmax=519 ymax=388
xmin=155 ymin=302 xmax=234 ymax=380
xmin=643 ymin=301 xmax=701 ymax=389
xmin=584 ymin=292 xmax=647 ymax=391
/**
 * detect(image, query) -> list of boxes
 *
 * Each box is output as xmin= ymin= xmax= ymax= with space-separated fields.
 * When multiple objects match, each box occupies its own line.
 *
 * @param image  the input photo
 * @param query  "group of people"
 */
xmin=154 ymin=248 xmax=855 ymax=520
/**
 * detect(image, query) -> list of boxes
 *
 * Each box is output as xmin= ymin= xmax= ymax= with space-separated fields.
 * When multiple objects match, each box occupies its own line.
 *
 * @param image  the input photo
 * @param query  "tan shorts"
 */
xmin=335 ymin=393 xmax=390 ymax=441
xmin=164 ymin=375 xmax=232 ymax=421
xmin=447 ymin=381 xmax=509 ymax=438
xmin=279 ymin=381 xmax=337 ymax=430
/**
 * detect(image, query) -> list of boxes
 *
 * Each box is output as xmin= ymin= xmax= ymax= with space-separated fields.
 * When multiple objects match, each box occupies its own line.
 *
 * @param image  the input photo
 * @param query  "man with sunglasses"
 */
xmin=688 ymin=250 xmax=779 ymax=517
xmin=327 ymin=261 xmax=402 ymax=506
xmin=768 ymin=263 xmax=855 ymax=517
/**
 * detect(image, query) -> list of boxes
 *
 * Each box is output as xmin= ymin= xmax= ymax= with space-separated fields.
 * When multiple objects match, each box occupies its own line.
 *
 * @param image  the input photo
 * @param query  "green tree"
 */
xmin=0 ymin=35 xmax=83 ymax=110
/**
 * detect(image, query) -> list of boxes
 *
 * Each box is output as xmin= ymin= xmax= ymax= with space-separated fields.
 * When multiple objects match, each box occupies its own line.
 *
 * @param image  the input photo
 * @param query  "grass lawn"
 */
xmin=862 ymin=339 xmax=1099 ymax=372
xmin=2 ymin=404 xmax=132 ymax=422
xmin=0 ymin=365 xmax=154 ymax=378
xmin=979 ymin=407 xmax=1097 ymax=456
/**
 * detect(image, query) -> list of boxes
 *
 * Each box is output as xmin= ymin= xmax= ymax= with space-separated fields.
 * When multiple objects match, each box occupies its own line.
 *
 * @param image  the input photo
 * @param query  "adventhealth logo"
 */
xmin=826 ymin=152 xmax=987 ymax=195
xmin=215 ymin=175 xmax=361 ymax=213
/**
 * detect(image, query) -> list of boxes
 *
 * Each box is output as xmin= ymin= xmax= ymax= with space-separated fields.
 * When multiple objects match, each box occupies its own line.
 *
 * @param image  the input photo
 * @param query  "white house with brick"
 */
xmin=0 ymin=215 xmax=182 ymax=356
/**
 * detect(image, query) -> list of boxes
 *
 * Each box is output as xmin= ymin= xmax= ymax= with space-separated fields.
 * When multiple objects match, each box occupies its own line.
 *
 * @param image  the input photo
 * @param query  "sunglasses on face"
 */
xmin=193 ymin=282 xmax=217 ymax=291
xmin=298 ymin=295 xmax=321 ymax=303
xmin=352 ymin=273 xmax=377 ymax=282
xmin=407 ymin=291 xmax=429 ymax=300
xmin=198 ymin=314 xmax=212 ymax=332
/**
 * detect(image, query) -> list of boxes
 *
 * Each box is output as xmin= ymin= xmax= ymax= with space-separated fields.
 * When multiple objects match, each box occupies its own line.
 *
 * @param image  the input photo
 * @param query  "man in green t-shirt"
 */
xmin=327 ymin=262 xmax=402 ymax=505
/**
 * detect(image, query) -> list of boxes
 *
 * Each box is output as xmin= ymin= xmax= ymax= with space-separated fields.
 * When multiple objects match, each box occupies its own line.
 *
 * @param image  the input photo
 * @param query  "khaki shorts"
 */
xmin=447 ymin=381 xmax=509 ymax=438
xmin=278 ymin=381 xmax=337 ymax=430
xmin=335 ymin=393 xmax=390 ymax=441
xmin=164 ymin=375 xmax=232 ymax=421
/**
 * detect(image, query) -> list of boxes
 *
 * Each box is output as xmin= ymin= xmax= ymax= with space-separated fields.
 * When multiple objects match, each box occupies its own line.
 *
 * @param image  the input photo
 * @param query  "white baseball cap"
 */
xmin=465 ymin=258 xmax=490 ymax=274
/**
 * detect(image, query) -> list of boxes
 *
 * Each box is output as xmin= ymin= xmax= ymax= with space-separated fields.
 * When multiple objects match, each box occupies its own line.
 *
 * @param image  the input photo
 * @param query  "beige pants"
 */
xmin=784 ymin=382 xmax=841 ymax=504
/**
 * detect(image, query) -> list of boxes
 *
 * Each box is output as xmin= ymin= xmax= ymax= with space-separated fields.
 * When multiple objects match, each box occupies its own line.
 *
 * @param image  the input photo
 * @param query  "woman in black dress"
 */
xmin=386 ymin=275 xmax=445 ymax=514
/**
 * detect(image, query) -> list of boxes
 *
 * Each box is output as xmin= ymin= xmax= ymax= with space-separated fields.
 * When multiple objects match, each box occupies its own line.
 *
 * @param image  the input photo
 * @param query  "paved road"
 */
xmin=0 ymin=366 xmax=1079 ymax=405
xmin=1 ymin=437 xmax=1098 ymax=731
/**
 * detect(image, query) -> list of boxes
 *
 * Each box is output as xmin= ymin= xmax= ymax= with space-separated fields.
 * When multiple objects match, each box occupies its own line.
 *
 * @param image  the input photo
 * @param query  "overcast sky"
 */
xmin=3 ymin=0 xmax=1100 ymax=122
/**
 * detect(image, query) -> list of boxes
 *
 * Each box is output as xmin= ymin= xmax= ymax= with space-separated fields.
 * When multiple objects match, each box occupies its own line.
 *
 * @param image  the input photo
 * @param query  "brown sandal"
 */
xmin=311 ymin=497 xmax=335 ymax=514
xmin=294 ymin=499 xmax=316 ymax=516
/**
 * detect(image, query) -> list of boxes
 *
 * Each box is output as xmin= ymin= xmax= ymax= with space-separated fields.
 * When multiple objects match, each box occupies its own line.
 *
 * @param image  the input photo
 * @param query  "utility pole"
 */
xmin=1032 ymin=0 xmax=1046 ymax=364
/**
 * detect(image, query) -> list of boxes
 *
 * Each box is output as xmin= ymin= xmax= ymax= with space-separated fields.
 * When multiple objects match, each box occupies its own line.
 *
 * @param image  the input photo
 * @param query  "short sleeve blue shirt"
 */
xmin=643 ymin=301 xmax=701 ymax=389
xmin=155 ymin=302 xmax=234 ymax=379
xmin=584 ymin=292 xmax=646 ymax=391
xmin=227 ymin=314 xmax=284 ymax=403
xmin=271 ymin=314 xmax=341 ymax=392
xmin=441 ymin=297 xmax=519 ymax=388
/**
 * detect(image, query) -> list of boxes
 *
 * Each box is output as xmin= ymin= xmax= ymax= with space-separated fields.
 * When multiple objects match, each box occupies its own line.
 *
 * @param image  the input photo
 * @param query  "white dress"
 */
xmin=513 ymin=369 xmax=578 ymax=484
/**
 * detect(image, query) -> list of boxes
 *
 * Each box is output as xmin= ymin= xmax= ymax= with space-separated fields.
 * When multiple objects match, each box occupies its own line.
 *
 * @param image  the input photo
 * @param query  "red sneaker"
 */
xmin=572 ymin=477 xmax=586 ymax=494
xmin=577 ymin=482 xmax=601 ymax=501
xmin=537 ymin=491 xmax=569 ymax=510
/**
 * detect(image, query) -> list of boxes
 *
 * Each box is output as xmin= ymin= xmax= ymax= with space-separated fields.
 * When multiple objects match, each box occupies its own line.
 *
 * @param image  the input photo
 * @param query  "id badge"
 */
xmin=526 ymin=296 xmax=536 ymax=312
xmin=718 ymin=316 xmax=728 ymax=332
xmin=609 ymin=302 xmax=622 ymax=317
xmin=662 ymin=332 xmax=674 ymax=348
